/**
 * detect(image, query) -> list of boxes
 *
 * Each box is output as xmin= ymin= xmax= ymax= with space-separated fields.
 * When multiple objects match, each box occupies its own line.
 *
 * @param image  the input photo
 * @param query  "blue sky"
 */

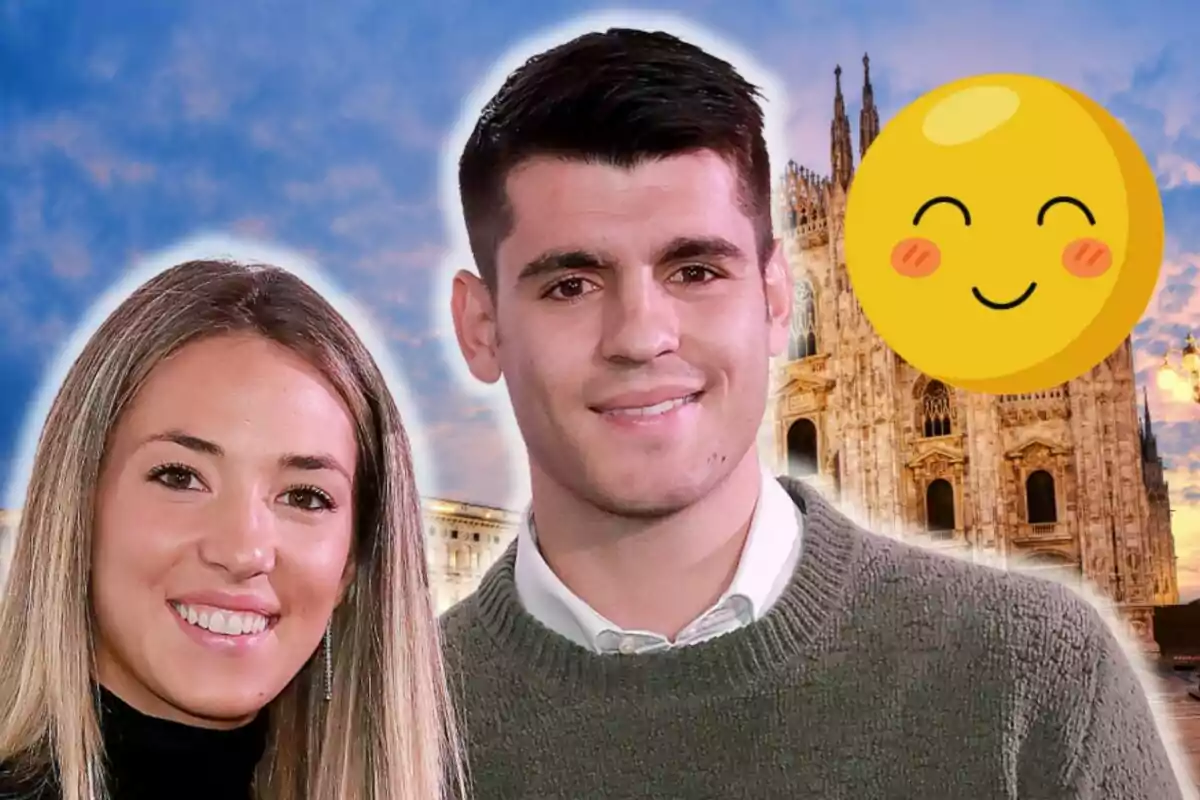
xmin=1 ymin=0 xmax=1198 ymax=599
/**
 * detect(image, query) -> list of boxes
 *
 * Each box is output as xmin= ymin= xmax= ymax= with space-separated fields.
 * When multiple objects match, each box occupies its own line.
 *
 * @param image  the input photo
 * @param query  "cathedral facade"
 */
xmin=766 ymin=56 xmax=1180 ymax=644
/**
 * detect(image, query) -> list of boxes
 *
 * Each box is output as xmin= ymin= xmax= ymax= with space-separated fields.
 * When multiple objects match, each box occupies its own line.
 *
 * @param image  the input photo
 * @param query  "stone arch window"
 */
xmin=920 ymin=380 xmax=952 ymax=437
xmin=786 ymin=418 xmax=818 ymax=476
xmin=1025 ymin=470 xmax=1057 ymax=523
xmin=925 ymin=478 xmax=955 ymax=537
xmin=789 ymin=278 xmax=818 ymax=360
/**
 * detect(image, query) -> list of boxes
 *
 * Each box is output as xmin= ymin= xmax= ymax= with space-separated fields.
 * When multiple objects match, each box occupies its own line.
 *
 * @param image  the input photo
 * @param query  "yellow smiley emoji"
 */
xmin=844 ymin=74 xmax=1164 ymax=394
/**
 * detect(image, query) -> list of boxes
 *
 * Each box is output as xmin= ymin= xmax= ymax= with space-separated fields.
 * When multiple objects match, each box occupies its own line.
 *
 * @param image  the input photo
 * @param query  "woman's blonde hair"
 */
xmin=0 ymin=260 xmax=466 ymax=800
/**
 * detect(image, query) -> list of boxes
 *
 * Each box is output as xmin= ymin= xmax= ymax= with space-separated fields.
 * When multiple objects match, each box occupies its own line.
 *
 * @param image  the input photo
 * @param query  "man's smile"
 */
xmin=972 ymin=282 xmax=1038 ymax=310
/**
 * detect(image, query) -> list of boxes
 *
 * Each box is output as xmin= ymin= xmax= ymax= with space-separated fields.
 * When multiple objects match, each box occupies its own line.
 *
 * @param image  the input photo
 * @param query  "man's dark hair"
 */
xmin=459 ymin=28 xmax=775 ymax=289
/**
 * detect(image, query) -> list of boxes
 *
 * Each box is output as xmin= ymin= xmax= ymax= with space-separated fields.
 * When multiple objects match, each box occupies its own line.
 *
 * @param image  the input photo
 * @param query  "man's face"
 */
xmin=453 ymin=150 xmax=791 ymax=517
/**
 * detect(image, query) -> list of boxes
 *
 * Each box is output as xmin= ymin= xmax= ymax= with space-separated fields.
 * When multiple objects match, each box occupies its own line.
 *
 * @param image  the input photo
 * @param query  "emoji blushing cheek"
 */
xmin=890 ymin=237 xmax=941 ymax=278
xmin=1061 ymin=237 xmax=1112 ymax=278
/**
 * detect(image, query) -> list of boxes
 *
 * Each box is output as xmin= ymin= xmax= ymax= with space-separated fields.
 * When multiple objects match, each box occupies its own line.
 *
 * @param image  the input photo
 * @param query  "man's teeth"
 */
xmin=609 ymin=395 xmax=695 ymax=417
xmin=172 ymin=602 xmax=270 ymax=636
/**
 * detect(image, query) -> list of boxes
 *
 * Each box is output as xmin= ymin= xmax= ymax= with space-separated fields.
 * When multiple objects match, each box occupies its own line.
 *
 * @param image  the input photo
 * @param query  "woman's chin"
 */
xmin=154 ymin=683 xmax=280 ymax=729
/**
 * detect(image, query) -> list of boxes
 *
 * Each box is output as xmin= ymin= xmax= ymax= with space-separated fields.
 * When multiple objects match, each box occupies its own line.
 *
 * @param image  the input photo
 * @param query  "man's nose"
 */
xmin=599 ymin=272 xmax=680 ymax=364
xmin=197 ymin=493 xmax=277 ymax=579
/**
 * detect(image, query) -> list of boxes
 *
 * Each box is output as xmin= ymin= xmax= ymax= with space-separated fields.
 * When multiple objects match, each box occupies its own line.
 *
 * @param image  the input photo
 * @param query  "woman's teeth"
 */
xmin=172 ymin=602 xmax=270 ymax=636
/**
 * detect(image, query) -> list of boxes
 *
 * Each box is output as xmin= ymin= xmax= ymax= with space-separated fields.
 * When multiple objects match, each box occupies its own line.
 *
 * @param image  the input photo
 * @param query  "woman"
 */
xmin=0 ymin=260 xmax=466 ymax=799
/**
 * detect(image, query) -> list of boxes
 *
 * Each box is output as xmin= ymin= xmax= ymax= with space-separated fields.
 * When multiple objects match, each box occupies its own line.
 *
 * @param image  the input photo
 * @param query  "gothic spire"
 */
xmin=1141 ymin=385 xmax=1159 ymax=462
xmin=859 ymin=53 xmax=880 ymax=159
xmin=831 ymin=64 xmax=854 ymax=190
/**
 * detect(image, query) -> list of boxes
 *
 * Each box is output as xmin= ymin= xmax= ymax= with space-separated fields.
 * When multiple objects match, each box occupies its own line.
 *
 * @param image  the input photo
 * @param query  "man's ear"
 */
xmin=450 ymin=269 xmax=502 ymax=384
xmin=763 ymin=239 xmax=793 ymax=357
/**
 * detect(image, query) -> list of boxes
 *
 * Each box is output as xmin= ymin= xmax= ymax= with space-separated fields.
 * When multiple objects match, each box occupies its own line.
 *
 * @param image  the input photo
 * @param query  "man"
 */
xmin=443 ymin=27 xmax=1183 ymax=799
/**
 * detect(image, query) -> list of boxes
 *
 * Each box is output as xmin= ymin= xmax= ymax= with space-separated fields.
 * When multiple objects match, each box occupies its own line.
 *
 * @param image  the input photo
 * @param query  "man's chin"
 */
xmin=582 ymin=478 xmax=712 ymax=520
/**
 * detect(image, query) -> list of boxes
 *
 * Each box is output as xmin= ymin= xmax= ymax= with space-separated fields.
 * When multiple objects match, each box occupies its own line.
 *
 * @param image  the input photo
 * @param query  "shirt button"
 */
xmin=618 ymin=637 xmax=637 ymax=655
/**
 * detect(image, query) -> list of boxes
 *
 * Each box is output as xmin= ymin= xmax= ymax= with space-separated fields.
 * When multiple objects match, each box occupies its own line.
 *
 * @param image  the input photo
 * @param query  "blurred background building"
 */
xmin=422 ymin=496 xmax=518 ymax=612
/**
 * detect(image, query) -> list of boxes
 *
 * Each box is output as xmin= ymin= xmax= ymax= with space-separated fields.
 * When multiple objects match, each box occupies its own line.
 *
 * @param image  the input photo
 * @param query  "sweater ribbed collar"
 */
xmin=464 ymin=478 xmax=862 ymax=698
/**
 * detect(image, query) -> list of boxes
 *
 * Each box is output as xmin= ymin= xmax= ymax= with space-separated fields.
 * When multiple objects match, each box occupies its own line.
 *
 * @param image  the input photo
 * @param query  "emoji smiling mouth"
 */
xmin=972 ymin=282 xmax=1037 ymax=310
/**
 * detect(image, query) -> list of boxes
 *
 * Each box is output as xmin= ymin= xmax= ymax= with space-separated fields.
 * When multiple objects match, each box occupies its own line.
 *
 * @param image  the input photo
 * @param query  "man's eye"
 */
xmin=546 ymin=277 xmax=594 ymax=300
xmin=673 ymin=265 xmax=717 ymax=283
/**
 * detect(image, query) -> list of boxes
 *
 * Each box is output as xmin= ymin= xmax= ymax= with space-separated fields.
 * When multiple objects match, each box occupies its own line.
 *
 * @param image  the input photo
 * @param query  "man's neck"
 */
xmin=527 ymin=451 xmax=764 ymax=639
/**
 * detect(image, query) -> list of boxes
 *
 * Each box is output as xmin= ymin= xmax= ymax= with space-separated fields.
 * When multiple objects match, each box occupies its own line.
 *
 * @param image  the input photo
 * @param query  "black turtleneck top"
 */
xmin=0 ymin=686 xmax=268 ymax=799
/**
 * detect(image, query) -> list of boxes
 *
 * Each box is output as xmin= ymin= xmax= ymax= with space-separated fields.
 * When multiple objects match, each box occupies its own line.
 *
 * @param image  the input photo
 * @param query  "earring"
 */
xmin=322 ymin=620 xmax=333 ymax=702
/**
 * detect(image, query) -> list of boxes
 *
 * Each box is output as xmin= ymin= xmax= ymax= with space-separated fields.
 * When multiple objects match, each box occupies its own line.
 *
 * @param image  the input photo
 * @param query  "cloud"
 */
xmin=229 ymin=217 xmax=272 ymax=239
xmin=353 ymin=244 xmax=449 ymax=282
xmin=3 ymin=113 xmax=157 ymax=189
xmin=1166 ymin=466 xmax=1200 ymax=602
xmin=278 ymin=166 xmax=441 ymax=272
xmin=335 ymin=81 xmax=447 ymax=151
xmin=1136 ymin=252 xmax=1200 ymax=417
xmin=418 ymin=407 xmax=518 ymax=508
xmin=140 ymin=30 xmax=237 ymax=123
xmin=0 ymin=291 xmax=72 ymax=359
xmin=1158 ymin=154 xmax=1200 ymax=190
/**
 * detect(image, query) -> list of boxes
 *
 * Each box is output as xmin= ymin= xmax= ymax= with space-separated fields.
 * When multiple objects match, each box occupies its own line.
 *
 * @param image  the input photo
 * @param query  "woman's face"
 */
xmin=92 ymin=334 xmax=358 ymax=728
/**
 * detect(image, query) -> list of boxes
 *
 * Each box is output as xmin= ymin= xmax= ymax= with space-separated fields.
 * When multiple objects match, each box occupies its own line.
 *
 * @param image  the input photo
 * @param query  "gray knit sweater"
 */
xmin=440 ymin=478 xmax=1183 ymax=799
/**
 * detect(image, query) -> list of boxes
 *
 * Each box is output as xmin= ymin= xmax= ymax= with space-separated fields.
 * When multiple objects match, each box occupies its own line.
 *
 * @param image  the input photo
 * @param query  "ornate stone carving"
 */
xmin=1004 ymin=436 xmax=1069 ymax=463
xmin=788 ymin=391 xmax=816 ymax=414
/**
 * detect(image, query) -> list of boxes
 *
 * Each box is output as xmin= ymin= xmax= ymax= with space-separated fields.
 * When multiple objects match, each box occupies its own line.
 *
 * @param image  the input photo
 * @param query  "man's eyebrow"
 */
xmin=515 ymin=236 xmax=745 ymax=283
xmin=517 ymin=250 xmax=616 ymax=281
xmin=654 ymin=236 xmax=745 ymax=263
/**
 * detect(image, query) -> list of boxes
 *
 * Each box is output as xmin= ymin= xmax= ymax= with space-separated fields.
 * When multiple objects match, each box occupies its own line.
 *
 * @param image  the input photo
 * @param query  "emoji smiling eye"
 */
xmin=1037 ymin=196 xmax=1095 ymax=226
xmin=912 ymin=196 xmax=972 ymax=226
xmin=1038 ymin=196 xmax=1109 ymax=277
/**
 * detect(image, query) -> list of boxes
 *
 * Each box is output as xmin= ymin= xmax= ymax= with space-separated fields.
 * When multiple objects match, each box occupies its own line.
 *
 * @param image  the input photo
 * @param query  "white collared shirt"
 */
xmin=514 ymin=466 xmax=803 ymax=654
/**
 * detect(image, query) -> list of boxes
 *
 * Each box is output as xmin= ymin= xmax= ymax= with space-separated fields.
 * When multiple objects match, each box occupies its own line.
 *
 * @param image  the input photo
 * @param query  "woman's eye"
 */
xmin=149 ymin=465 xmax=202 ymax=491
xmin=282 ymin=487 xmax=335 ymax=512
